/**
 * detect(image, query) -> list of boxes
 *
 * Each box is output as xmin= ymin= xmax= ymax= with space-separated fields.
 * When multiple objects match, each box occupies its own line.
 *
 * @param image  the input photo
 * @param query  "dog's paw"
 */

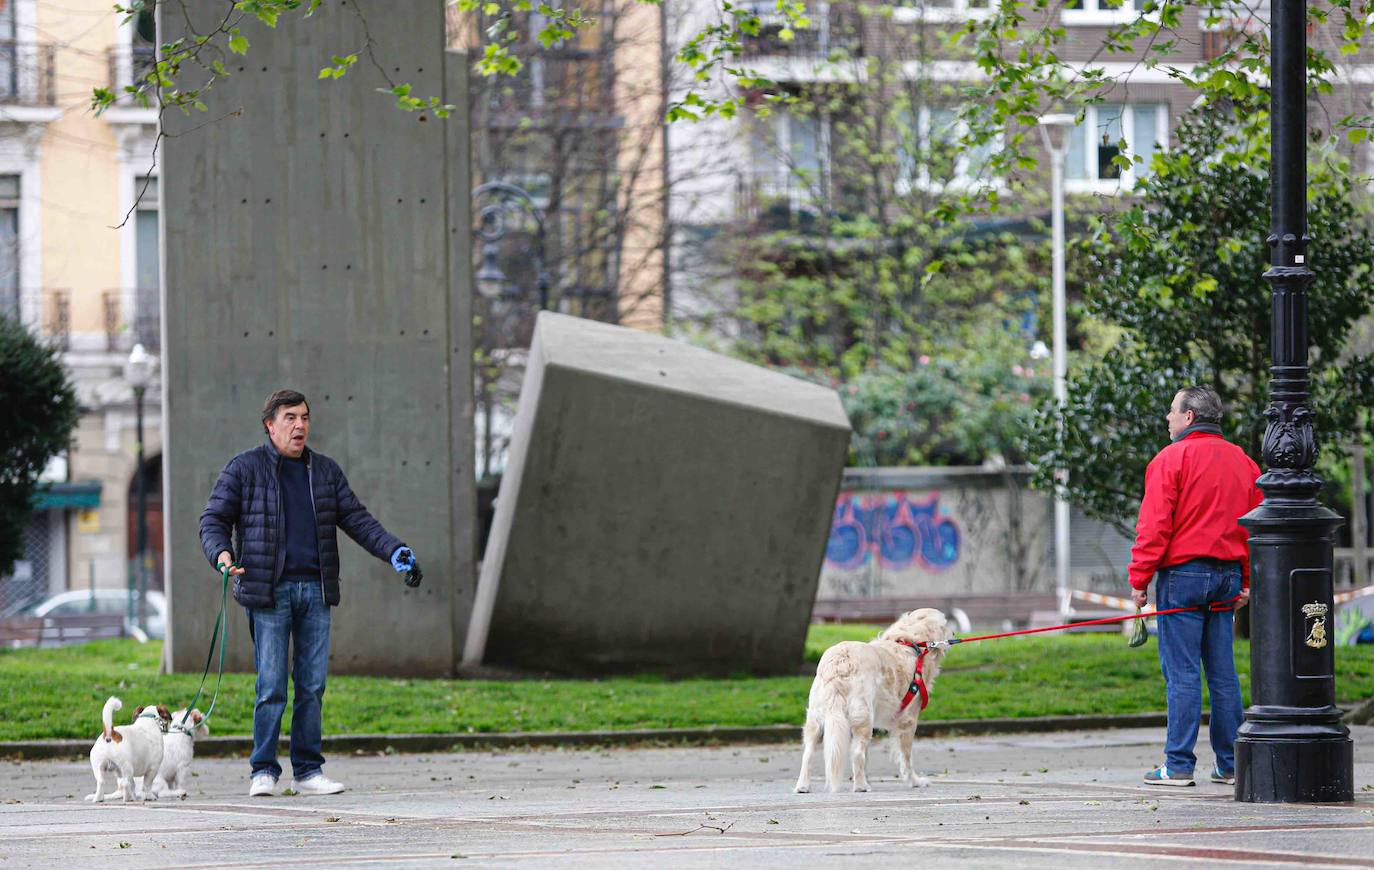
xmin=793 ymin=784 xmax=811 ymax=794
xmin=911 ymin=776 xmax=931 ymax=788
xmin=83 ymin=793 xmax=100 ymax=803
xmin=852 ymin=783 xmax=871 ymax=793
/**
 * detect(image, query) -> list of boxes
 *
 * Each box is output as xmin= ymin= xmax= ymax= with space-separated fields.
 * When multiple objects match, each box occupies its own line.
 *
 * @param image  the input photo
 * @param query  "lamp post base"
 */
xmin=1235 ymin=706 xmax=1352 ymax=803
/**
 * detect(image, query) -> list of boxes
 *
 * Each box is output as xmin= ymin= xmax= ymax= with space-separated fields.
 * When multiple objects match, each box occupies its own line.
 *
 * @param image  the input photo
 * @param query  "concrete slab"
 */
xmin=5 ymin=726 xmax=1373 ymax=868
xmin=466 ymin=312 xmax=852 ymax=676
xmin=161 ymin=2 xmax=476 ymax=676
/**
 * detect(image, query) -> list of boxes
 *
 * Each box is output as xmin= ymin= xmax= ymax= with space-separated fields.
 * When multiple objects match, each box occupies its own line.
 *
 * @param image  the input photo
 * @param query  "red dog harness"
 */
xmin=894 ymin=640 xmax=929 ymax=713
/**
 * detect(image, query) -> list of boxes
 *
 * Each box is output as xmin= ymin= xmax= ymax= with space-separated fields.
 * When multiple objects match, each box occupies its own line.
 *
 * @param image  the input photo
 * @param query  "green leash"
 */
xmin=180 ymin=563 xmax=233 ymax=728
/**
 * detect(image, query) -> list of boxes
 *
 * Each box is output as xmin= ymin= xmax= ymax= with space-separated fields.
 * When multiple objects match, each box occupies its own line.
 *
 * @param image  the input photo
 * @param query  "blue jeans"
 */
xmin=1155 ymin=559 xmax=1245 ymax=775
xmin=246 ymin=579 xmax=331 ymax=781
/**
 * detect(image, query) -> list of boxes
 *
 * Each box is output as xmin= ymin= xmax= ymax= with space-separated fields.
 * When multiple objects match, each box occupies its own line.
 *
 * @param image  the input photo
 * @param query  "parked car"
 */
xmin=24 ymin=589 xmax=167 ymax=641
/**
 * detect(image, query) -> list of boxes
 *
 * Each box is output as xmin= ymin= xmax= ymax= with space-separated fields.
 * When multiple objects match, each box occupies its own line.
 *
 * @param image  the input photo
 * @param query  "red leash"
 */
xmin=891 ymin=593 xmax=1244 ymax=714
xmin=944 ymin=593 xmax=1245 ymax=646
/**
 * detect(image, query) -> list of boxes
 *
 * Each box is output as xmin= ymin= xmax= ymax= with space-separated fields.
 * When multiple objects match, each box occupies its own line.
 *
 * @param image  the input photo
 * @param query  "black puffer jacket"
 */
xmin=198 ymin=442 xmax=405 ymax=608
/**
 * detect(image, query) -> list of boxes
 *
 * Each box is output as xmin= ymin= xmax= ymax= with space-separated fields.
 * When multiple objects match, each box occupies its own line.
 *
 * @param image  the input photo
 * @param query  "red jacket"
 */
xmin=1128 ymin=431 xmax=1263 ymax=591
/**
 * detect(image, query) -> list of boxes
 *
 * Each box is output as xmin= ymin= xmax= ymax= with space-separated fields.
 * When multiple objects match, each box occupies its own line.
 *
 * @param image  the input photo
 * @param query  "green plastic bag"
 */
xmin=1128 ymin=609 xmax=1149 ymax=647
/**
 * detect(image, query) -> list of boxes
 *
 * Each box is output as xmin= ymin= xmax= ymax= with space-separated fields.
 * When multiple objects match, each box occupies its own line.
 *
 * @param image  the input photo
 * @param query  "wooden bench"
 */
xmin=0 ymin=613 xmax=129 ymax=648
xmin=812 ymin=594 xmax=1061 ymax=628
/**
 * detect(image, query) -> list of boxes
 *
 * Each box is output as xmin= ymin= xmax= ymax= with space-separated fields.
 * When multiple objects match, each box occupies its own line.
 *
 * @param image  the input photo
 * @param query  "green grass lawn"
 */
xmin=4 ymin=627 xmax=1374 ymax=741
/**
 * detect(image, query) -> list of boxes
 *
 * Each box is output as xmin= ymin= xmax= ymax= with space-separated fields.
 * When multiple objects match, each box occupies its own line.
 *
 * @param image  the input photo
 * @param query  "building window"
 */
xmin=898 ymin=107 xmax=997 ymax=192
xmin=0 ymin=1 xmax=16 ymax=102
xmin=0 ymin=174 xmax=19 ymax=318
xmin=892 ymin=0 xmax=990 ymax=24
xmin=1065 ymin=103 xmax=1166 ymax=191
xmin=1062 ymin=0 xmax=1149 ymax=24
xmin=748 ymin=109 xmax=827 ymax=207
xmin=132 ymin=7 xmax=157 ymax=87
xmin=134 ymin=176 xmax=159 ymax=350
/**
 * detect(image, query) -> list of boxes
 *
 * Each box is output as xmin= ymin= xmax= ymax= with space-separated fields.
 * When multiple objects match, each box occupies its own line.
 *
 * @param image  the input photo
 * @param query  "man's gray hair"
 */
xmin=1175 ymin=385 xmax=1222 ymax=424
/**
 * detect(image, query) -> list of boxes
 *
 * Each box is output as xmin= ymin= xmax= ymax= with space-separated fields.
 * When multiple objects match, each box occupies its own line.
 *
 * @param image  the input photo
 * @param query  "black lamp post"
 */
xmin=472 ymin=181 xmax=551 ymax=311
xmin=124 ymin=343 xmax=156 ymax=635
xmin=472 ymin=181 xmax=554 ymax=481
xmin=1234 ymin=0 xmax=1354 ymax=803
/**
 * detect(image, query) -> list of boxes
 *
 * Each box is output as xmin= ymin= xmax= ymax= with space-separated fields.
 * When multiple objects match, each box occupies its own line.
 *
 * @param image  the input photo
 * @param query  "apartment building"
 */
xmin=454 ymin=1 xmax=669 ymax=479
xmin=0 ymin=0 xmax=159 ymax=615
xmin=665 ymin=0 xmax=1374 ymax=325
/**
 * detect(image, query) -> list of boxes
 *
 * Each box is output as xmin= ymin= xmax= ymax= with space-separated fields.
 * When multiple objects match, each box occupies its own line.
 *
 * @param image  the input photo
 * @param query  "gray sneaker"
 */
xmin=1143 ymin=765 xmax=1195 ymax=787
xmin=249 ymin=774 xmax=277 ymax=797
xmin=1210 ymin=767 xmax=1236 ymax=785
xmin=291 ymin=774 xmax=345 ymax=795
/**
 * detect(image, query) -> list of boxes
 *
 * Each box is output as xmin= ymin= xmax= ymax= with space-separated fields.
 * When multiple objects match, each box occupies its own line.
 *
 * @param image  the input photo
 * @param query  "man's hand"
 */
xmin=1131 ymin=588 xmax=1149 ymax=609
xmin=216 ymin=551 xmax=245 ymax=576
xmin=1238 ymin=587 xmax=1251 ymax=608
xmin=391 ymin=547 xmax=421 ymax=588
xmin=390 ymin=547 xmax=415 ymax=573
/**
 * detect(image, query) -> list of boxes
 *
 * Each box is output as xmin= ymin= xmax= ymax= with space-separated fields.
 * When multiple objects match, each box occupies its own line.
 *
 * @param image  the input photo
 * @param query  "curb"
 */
xmin=0 ymin=712 xmax=1189 ymax=761
xmin=14 ymin=707 xmax=1361 ymax=761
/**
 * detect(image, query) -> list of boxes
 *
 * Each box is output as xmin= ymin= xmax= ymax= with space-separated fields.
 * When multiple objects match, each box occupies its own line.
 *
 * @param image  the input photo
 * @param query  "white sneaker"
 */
xmin=291 ymin=774 xmax=345 ymax=795
xmin=249 ymin=774 xmax=278 ymax=797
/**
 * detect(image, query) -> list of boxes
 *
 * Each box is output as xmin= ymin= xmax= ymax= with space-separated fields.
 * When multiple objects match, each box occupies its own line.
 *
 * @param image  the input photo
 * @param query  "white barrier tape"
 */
xmin=1070 ymin=589 xmax=1141 ymax=613
xmin=1334 ymin=585 xmax=1374 ymax=605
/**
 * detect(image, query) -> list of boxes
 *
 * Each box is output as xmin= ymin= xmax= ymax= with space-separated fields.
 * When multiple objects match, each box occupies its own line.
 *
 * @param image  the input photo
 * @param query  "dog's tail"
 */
xmin=101 ymin=697 xmax=123 ymax=744
xmin=821 ymin=694 xmax=850 ymax=793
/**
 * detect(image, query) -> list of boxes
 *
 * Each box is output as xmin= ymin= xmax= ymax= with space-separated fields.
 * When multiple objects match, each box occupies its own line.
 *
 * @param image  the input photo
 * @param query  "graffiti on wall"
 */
xmin=825 ymin=491 xmax=961 ymax=572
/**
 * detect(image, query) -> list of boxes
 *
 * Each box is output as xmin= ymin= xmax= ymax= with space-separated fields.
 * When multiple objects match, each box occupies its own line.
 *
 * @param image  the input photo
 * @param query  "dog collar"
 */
xmin=168 ymin=722 xmax=197 ymax=738
xmin=137 ymin=711 xmax=170 ymax=733
xmin=893 ymin=640 xmax=930 ymax=713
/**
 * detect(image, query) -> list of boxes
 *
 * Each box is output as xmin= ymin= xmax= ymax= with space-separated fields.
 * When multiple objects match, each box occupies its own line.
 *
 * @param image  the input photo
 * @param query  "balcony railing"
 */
xmin=0 ymin=42 xmax=56 ymax=106
xmin=484 ymin=50 xmax=615 ymax=122
xmin=739 ymin=4 xmax=864 ymax=62
xmin=0 ymin=288 xmax=71 ymax=346
xmin=105 ymin=45 xmax=158 ymax=103
xmin=737 ymin=172 xmax=827 ymax=227
xmin=101 ymin=287 xmax=160 ymax=352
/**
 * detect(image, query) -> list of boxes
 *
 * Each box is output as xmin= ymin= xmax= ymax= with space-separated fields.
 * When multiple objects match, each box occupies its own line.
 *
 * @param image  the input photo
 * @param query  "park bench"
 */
xmin=0 ymin=613 xmax=129 ymax=649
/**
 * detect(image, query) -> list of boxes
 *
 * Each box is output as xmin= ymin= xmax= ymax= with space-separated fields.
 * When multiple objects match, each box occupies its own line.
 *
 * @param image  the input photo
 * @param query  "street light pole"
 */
xmin=1039 ymin=113 xmax=1075 ymax=619
xmin=473 ymin=181 xmax=552 ymax=311
xmin=134 ymin=382 xmax=147 ymax=632
xmin=472 ymin=181 xmax=554 ymax=481
xmin=125 ymin=343 xmax=155 ymax=635
xmin=1235 ymin=0 xmax=1353 ymax=803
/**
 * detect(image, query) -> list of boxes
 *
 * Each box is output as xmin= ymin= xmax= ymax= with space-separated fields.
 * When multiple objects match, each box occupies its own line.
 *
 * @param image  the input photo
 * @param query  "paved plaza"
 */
xmin=4 ymin=725 xmax=1374 ymax=868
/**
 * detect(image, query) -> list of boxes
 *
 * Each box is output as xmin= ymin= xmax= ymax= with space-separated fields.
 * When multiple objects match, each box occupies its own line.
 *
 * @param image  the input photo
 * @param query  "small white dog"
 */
xmin=794 ymin=608 xmax=953 ymax=794
xmin=85 ymin=697 xmax=172 ymax=803
xmin=152 ymin=709 xmax=209 ymax=799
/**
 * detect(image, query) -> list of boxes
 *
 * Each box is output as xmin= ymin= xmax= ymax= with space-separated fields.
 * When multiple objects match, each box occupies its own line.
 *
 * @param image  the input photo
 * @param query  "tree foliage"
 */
xmin=1024 ymin=107 xmax=1374 ymax=533
xmin=0 ymin=317 xmax=80 ymax=577
xmin=699 ymin=39 xmax=1053 ymax=466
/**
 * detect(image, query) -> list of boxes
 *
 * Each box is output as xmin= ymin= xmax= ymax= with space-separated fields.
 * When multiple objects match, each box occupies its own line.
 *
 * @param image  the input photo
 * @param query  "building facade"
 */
xmin=0 ymin=0 xmax=159 ymax=615
xmin=664 ymin=0 xmax=1374 ymax=333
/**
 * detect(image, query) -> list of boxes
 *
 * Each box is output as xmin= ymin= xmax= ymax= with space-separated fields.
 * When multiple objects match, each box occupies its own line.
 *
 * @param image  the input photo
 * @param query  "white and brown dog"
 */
xmin=152 ymin=709 xmax=209 ymax=799
xmin=794 ymin=608 xmax=953 ymax=794
xmin=85 ymin=697 xmax=172 ymax=802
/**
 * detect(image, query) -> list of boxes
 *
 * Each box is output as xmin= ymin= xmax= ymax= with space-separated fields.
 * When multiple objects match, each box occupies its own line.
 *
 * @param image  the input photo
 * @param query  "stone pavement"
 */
xmin=4 ymin=725 xmax=1374 ymax=868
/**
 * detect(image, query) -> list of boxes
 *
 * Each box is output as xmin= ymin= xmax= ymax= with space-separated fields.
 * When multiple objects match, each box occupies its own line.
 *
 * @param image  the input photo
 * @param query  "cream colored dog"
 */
xmin=794 ymin=608 xmax=953 ymax=794
xmin=86 ymin=697 xmax=172 ymax=802
xmin=152 ymin=709 xmax=209 ymax=799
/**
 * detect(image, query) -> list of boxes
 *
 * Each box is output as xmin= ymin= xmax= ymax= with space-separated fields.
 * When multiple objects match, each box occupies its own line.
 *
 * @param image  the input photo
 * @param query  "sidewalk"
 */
xmin=3 ymin=725 xmax=1372 ymax=868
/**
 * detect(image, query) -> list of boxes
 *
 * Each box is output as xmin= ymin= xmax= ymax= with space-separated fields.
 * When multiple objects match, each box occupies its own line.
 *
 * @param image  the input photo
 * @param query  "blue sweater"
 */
xmin=279 ymin=455 xmax=321 ymax=580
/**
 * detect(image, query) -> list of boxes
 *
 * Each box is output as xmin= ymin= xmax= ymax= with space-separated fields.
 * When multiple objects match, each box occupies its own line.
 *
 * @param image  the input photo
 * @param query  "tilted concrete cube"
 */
xmin=464 ymin=312 xmax=851 ymax=675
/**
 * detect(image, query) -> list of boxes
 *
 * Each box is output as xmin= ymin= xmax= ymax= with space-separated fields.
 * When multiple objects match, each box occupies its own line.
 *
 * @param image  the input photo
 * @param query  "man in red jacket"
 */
xmin=1128 ymin=385 xmax=1261 ymax=788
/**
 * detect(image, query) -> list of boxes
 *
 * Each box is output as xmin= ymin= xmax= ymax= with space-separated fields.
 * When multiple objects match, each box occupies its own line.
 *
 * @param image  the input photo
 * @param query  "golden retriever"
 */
xmin=794 ymin=608 xmax=953 ymax=793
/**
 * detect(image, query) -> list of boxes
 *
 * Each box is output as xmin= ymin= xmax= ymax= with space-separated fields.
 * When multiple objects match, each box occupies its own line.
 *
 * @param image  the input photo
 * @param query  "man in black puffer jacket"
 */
xmin=199 ymin=388 xmax=418 ymax=798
